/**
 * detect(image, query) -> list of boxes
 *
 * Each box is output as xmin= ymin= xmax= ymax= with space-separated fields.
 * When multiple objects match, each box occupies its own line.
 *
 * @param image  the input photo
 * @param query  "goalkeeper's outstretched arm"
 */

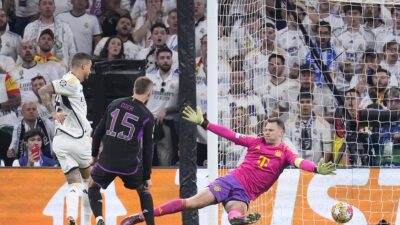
xmin=293 ymin=158 xmax=336 ymax=175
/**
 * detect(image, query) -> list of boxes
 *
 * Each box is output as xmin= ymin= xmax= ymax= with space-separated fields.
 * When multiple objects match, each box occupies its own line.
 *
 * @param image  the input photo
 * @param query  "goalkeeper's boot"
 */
xmin=67 ymin=216 xmax=76 ymax=225
xmin=120 ymin=211 xmax=146 ymax=225
xmin=230 ymin=212 xmax=261 ymax=225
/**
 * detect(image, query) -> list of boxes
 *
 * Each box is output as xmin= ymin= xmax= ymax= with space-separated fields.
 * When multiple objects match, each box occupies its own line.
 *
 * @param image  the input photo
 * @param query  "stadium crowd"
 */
xmin=0 ymin=0 xmax=399 ymax=169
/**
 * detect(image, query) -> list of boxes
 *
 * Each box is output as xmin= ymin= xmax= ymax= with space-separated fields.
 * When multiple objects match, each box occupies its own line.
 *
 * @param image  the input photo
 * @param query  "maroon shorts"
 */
xmin=208 ymin=173 xmax=250 ymax=206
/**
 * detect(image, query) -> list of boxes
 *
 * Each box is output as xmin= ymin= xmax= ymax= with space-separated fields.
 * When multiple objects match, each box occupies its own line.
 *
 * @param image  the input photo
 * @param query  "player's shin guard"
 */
xmin=228 ymin=208 xmax=244 ymax=221
xmin=139 ymin=191 xmax=154 ymax=225
xmin=154 ymin=199 xmax=186 ymax=216
xmin=88 ymin=186 xmax=103 ymax=218
xmin=66 ymin=183 xmax=82 ymax=221
xmin=81 ymin=179 xmax=92 ymax=225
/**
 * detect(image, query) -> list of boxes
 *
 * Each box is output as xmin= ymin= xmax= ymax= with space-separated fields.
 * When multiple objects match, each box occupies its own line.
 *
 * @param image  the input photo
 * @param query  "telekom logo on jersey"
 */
xmin=42 ymin=169 xmax=400 ymax=225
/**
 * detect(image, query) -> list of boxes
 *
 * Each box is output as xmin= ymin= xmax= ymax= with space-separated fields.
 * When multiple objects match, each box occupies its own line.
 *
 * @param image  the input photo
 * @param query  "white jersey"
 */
xmin=15 ymin=0 xmax=39 ymax=17
xmin=332 ymin=26 xmax=375 ymax=63
xmin=277 ymin=27 xmax=308 ymax=59
xmin=0 ymin=55 xmax=15 ymax=72
xmin=302 ymin=14 xmax=344 ymax=41
xmin=145 ymin=69 xmax=179 ymax=120
xmin=57 ymin=12 xmax=102 ymax=55
xmin=54 ymin=0 xmax=72 ymax=15
xmin=130 ymin=0 xmax=176 ymax=20
xmin=9 ymin=64 xmax=42 ymax=103
xmin=195 ymin=18 xmax=207 ymax=57
xmin=37 ymin=60 xmax=67 ymax=80
xmin=374 ymin=26 xmax=400 ymax=53
xmin=0 ymin=74 xmax=19 ymax=127
xmin=93 ymin=37 xmax=141 ymax=59
xmin=261 ymin=78 xmax=291 ymax=116
xmin=218 ymin=36 xmax=238 ymax=61
xmin=23 ymin=19 xmax=76 ymax=67
xmin=167 ymin=34 xmax=178 ymax=51
xmin=0 ymin=31 xmax=22 ymax=61
xmin=52 ymin=72 xmax=92 ymax=138
xmin=285 ymin=115 xmax=332 ymax=163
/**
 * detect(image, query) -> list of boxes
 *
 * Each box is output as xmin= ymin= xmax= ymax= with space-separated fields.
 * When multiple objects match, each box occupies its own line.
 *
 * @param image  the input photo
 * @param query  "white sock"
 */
xmin=66 ymin=183 xmax=82 ymax=220
xmin=96 ymin=216 xmax=104 ymax=223
xmin=81 ymin=179 xmax=92 ymax=225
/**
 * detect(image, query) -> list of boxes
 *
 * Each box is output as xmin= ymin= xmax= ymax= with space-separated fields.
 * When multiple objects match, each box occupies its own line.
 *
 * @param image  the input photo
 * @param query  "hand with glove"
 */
xmin=317 ymin=158 xmax=336 ymax=175
xmin=182 ymin=105 xmax=204 ymax=125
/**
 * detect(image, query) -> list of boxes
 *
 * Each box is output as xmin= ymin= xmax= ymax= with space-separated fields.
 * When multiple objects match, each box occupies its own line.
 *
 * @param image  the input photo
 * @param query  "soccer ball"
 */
xmin=331 ymin=202 xmax=353 ymax=223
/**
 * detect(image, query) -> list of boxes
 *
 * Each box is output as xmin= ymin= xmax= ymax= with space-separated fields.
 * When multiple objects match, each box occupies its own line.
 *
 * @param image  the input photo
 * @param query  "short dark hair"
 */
xmin=343 ymin=3 xmax=362 ymax=14
xmin=168 ymin=8 xmax=177 ymax=15
xmin=151 ymin=23 xmax=167 ymax=33
xmin=345 ymin=88 xmax=361 ymax=97
xmin=156 ymin=47 xmax=173 ymax=57
xmin=297 ymin=92 xmax=314 ymax=101
xmin=23 ymin=129 xmax=44 ymax=142
xmin=31 ymin=75 xmax=46 ymax=84
xmin=267 ymin=117 xmax=285 ymax=131
xmin=71 ymin=52 xmax=92 ymax=68
xmin=268 ymin=53 xmax=285 ymax=65
xmin=39 ymin=28 xmax=54 ymax=40
xmin=134 ymin=76 xmax=153 ymax=95
xmin=118 ymin=15 xmax=132 ymax=24
xmin=261 ymin=23 xmax=276 ymax=30
xmin=376 ymin=67 xmax=390 ymax=76
xmin=382 ymin=41 xmax=398 ymax=53
xmin=316 ymin=21 xmax=331 ymax=33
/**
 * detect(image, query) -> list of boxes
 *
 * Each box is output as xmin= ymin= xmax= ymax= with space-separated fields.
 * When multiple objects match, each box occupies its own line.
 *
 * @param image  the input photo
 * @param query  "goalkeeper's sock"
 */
xmin=228 ymin=208 xmax=244 ymax=221
xmin=154 ymin=199 xmax=186 ymax=216
xmin=66 ymin=183 xmax=82 ymax=221
xmin=139 ymin=191 xmax=154 ymax=225
xmin=88 ymin=186 xmax=103 ymax=218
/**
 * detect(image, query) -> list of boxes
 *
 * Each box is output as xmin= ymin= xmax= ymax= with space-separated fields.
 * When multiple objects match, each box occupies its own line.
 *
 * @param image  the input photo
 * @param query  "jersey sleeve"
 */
xmin=206 ymin=122 xmax=254 ymax=147
xmin=142 ymin=115 xmax=155 ymax=181
xmin=52 ymin=76 xmax=79 ymax=97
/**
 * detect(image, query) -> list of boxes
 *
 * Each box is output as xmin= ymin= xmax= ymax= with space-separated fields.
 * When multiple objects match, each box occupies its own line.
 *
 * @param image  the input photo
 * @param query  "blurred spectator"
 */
xmin=236 ymin=13 xmax=262 ymax=57
xmin=306 ymin=21 xmax=342 ymax=85
xmin=132 ymin=0 xmax=165 ymax=48
xmin=7 ymin=101 xmax=55 ymax=166
xmin=10 ymin=39 xmax=58 ymax=103
xmin=130 ymin=0 xmax=175 ymax=23
xmin=218 ymin=19 xmax=237 ymax=62
xmin=94 ymin=15 xmax=140 ymax=59
xmin=360 ymin=68 xmax=391 ymax=109
xmin=31 ymin=76 xmax=51 ymax=120
xmin=98 ymin=36 xmax=125 ymax=59
xmin=333 ymin=3 xmax=375 ymax=63
xmin=285 ymin=92 xmax=332 ymax=163
xmin=18 ymin=128 xmax=58 ymax=167
xmin=145 ymin=47 xmax=179 ymax=166
xmin=334 ymin=61 xmax=358 ymax=96
xmin=6 ymin=0 xmax=39 ymax=36
xmin=380 ymin=41 xmax=400 ymax=86
xmin=376 ymin=5 xmax=400 ymax=53
xmin=98 ymin=0 xmax=129 ymax=36
xmin=34 ymin=29 xmax=67 ymax=79
xmin=0 ymin=38 xmax=16 ymax=73
xmin=375 ymin=87 xmax=400 ymax=166
xmin=166 ymin=8 xmax=178 ymax=51
xmin=219 ymin=70 xmax=266 ymax=134
xmin=23 ymin=0 xmax=77 ymax=67
xmin=363 ymin=4 xmax=387 ymax=36
xmin=137 ymin=23 xmax=178 ymax=73
xmin=194 ymin=0 xmax=207 ymax=57
xmin=301 ymin=0 xmax=344 ymax=40
xmin=288 ymin=63 xmax=336 ymax=124
xmin=333 ymin=88 xmax=369 ymax=166
xmin=0 ymin=72 xmax=21 ymax=166
xmin=277 ymin=11 xmax=307 ymax=59
xmin=57 ymin=0 xmax=102 ymax=55
xmin=0 ymin=8 xmax=21 ymax=61
xmin=260 ymin=54 xmax=290 ymax=117
xmin=243 ymin=23 xmax=288 ymax=87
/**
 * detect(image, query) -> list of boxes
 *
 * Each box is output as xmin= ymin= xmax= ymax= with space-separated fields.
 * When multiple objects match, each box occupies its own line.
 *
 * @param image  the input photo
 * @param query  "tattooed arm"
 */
xmin=38 ymin=84 xmax=55 ymax=114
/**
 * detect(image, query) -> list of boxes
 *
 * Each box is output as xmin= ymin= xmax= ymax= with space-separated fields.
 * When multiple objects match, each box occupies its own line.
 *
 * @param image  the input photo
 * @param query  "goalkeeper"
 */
xmin=122 ymin=106 xmax=336 ymax=225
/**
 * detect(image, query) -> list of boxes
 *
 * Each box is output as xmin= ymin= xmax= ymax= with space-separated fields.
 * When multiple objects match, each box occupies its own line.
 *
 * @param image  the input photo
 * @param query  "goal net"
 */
xmin=215 ymin=0 xmax=400 ymax=224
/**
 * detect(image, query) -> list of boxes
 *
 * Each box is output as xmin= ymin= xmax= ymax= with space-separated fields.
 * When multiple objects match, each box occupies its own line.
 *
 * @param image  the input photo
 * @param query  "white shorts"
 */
xmin=52 ymin=133 xmax=92 ymax=174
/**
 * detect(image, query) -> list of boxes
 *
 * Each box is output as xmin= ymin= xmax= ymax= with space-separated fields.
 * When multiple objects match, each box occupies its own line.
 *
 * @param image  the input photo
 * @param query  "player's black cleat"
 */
xmin=97 ymin=218 xmax=105 ymax=225
xmin=230 ymin=212 xmax=261 ymax=225
xmin=120 ymin=210 xmax=148 ymax=225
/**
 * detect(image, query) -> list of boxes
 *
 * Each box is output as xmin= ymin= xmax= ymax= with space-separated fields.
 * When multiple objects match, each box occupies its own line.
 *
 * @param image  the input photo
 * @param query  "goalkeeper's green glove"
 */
xmin=317 ymin=159 xmax=336 ymax=175
xmin=182 ymin=106 xmax=204 ymax=125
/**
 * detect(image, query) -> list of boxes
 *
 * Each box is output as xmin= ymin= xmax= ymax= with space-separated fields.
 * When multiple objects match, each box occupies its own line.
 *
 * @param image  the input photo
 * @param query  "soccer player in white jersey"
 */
xmin=38 ymin=53 xmax=93 ymax=225
xmin=0 ymin=8 xmax=22 ymax=61
xmin=57 ymin=0 xmax=102 ymax=55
